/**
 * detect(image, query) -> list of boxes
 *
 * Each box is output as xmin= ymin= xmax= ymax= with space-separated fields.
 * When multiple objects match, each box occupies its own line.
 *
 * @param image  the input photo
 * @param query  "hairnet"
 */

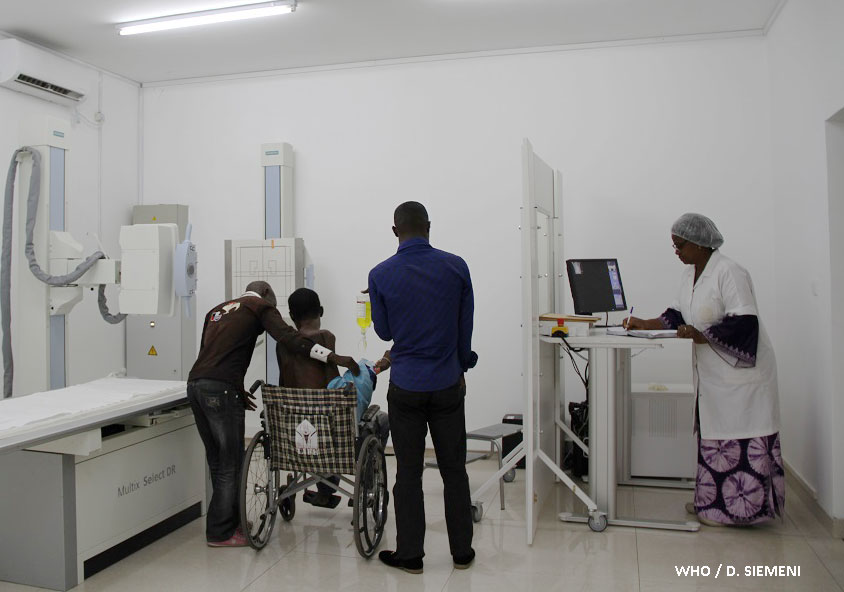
xmin=671 ymin=213 xmax=724 ymax=249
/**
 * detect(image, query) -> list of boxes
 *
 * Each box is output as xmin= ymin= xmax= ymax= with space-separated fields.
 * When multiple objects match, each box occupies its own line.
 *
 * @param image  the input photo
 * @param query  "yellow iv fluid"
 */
xmin=356 ymin=295 xmax=371 ymax=349
xmin=356 ymin=301 xmax=371 ymax=331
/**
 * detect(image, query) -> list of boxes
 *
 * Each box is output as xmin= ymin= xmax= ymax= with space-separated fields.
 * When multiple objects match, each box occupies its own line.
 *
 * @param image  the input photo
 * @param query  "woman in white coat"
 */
xmin=625 ymin=213 xmax=783 ymax=526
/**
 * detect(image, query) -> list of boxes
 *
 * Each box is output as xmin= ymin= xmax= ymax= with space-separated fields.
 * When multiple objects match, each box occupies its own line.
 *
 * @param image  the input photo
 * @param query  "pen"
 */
xmin=626 ymin=306 xmax=634 ymax=328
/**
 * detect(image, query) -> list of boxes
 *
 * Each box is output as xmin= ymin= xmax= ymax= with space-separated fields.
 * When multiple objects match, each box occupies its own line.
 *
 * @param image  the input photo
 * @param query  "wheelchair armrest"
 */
xmin=360 ymin=404 xmax=380 ymax=424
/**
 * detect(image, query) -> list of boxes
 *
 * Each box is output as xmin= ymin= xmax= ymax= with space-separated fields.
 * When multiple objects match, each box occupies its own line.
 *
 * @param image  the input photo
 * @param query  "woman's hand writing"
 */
xmin=623 ymin=316 xmax=644 ymax=329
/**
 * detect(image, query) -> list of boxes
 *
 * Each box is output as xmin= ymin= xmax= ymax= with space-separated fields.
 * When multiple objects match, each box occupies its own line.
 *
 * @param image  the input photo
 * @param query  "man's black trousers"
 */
xmin=387 ymin=380 xmax=473 ymax=559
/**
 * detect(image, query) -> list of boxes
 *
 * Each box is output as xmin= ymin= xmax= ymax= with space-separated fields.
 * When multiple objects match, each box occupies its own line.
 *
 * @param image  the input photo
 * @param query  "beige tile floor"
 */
xmin=1 ymin=457 xmax=842 ymax=592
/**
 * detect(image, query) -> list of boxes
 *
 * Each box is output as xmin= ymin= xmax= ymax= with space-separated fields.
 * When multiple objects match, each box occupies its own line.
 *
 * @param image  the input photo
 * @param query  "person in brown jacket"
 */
xmin=187 ymin=280 xmax=358 ymax=547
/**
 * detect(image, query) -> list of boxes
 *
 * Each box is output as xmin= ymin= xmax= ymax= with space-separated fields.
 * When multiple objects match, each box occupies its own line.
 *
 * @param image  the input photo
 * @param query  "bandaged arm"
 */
xmin=308 ymin=343 xmax=332 ymax=363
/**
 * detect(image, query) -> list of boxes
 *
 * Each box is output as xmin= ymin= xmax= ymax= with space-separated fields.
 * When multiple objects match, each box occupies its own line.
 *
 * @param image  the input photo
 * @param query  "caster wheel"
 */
xmin=588 ymin=514 xmax=608 ymax=532
xmin=503 ymin=469 xmax=516 ymax=483
xmin=471 ymin=502 xmax=483 ymax=523
xmin=280 ymin=490 xmax=295 ymax=521
xmin=280 ymin=474 xmax=296 ymax=522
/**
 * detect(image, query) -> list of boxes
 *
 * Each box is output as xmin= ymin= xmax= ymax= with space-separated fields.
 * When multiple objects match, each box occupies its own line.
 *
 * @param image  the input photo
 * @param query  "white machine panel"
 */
xmin=630 ymin=383 xmax=696 ymax=479
xmin=225 ymin=238 xmax=304 ymax=320
xmin=126 ymin=301 xmax=195 ymax=380
xmin=126 ymin=205 xmax=196 ymax=381
xmin=75 ymin=423 xmax=205 ymax=561
xmin=119 ymin=224 xmax=178 ymax=316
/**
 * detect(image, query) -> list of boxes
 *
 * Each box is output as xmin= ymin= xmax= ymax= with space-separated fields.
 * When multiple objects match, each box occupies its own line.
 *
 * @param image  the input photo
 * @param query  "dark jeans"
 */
xmin=388 ymin=380 xmax=472 ymax=559
xmin=187 ymin=379 xmax=245 ymax=542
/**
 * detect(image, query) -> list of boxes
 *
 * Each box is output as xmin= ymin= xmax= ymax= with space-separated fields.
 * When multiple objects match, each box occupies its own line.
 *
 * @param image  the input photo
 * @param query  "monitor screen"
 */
xmin=566 ymin=259 xmax=627 ymax=315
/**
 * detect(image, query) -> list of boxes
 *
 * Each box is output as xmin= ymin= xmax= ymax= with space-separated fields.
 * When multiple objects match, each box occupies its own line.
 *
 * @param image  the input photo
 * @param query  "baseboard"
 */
xmin=784 ymin=461 xmax=844 ymax=538
xmin=83 ymin=502 xmax=201 ymax=579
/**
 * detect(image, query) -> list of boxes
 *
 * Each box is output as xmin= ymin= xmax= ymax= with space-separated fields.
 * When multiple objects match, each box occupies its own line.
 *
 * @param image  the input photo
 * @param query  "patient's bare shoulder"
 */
xmin=317 ymin=330 xmax=336 ymax=350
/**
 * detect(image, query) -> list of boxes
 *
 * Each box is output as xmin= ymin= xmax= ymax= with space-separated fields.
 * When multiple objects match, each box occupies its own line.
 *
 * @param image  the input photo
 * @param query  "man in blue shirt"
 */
xmin=369 ymin=201 xmax=478 ymax=574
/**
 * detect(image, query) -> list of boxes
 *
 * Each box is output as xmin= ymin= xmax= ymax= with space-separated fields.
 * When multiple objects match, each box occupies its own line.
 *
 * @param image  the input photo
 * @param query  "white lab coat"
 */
xmin=670 ymin=250 xmax=780 ymax=440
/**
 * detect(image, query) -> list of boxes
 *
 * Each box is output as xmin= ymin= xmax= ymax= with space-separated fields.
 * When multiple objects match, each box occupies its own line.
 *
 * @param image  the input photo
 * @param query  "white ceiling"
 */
xmin=0 ymin=0 xmax=783 ymax=84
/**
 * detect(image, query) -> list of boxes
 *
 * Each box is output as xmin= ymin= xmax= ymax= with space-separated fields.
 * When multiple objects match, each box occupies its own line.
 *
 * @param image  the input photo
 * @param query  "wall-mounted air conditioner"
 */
xmin=0 ymin=39 xmax=86 ymax=106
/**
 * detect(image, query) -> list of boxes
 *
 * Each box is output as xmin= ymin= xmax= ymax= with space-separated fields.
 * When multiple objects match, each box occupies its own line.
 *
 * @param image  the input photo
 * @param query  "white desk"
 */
xmin=542 ymin=333 xmax=700 ymax=532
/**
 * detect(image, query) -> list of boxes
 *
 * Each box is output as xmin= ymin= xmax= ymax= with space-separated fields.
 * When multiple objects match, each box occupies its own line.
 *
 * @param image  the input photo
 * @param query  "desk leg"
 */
xmin=607 ymin=349 xmax=617 ymax=520
xmin=587 ymin=349 xmax=597 ymax=506
xmin=590 ymin=348 xmax=614 ymax=519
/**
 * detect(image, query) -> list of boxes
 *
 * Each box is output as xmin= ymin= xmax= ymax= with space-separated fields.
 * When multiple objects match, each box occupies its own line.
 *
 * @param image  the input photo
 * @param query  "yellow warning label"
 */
xmin=148 ymin=346 xmax=158 ymax=356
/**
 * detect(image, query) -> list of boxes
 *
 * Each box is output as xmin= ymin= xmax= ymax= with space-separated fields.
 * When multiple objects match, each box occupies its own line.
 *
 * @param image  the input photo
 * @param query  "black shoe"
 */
xmin=453 ymin=548 xmax=475 ymax=569
xmin=303 ymin=490 xmax=341 ymax=509
xmin=379 ymin=550 xmax=423 ymax=574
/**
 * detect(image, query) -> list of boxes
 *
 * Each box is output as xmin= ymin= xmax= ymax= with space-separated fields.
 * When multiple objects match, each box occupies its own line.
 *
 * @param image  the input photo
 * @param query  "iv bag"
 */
xmin=356 ymin=293 xmax=371 ymax=349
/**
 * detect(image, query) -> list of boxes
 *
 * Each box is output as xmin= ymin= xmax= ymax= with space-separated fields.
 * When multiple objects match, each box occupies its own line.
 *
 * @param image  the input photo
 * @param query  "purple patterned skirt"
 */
xmin=694 ymin=434 xmax=785 ymax=525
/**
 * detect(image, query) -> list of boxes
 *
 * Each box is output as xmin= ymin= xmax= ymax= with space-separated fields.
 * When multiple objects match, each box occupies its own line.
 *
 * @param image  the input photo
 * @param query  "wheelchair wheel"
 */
xmin=353 ymin=434 xmax=388 ymax=558
xmin=240 ymin=431 xmax=279 ymax=549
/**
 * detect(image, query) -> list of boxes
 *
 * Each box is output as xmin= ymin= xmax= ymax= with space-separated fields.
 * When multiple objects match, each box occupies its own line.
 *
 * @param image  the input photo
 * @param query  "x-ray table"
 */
xmin=0 ymin=377 xmax=206 ymax=591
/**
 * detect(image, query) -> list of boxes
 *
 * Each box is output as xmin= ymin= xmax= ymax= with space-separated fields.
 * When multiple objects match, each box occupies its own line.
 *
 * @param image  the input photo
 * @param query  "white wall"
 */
xmin=767 ymin=0 xmax=844 ymax=520
xmin=0 ymin=38 xmax=140 ymax=389
xmin=142 ymin=35 xmax=774 ymax=434
xmin=826 ymin=113 xmax=844 ymax=522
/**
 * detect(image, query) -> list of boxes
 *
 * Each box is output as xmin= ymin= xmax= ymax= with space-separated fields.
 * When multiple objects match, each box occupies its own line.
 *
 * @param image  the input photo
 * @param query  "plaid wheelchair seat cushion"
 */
xmin=262 ymin=383 xmax=358 ymax=474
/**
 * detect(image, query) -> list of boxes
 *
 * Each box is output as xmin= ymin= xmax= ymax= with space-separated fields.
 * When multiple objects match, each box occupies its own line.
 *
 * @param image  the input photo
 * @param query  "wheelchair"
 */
xmin=238 ymin=380 xmax=388 ymax=558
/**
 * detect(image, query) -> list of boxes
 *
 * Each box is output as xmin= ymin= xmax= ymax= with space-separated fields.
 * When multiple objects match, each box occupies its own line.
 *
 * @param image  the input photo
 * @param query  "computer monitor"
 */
xmin=566 ymin=259 xmax=627 ymax=315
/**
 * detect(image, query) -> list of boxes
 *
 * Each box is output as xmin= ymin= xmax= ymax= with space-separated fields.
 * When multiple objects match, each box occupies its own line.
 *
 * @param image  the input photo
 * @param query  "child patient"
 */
xmin=277 ymin=288 xmax=381 ymax=509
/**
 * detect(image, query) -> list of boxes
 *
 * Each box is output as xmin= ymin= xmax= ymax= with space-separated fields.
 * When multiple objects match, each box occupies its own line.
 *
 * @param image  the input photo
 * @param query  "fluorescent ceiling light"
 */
xmin=117 ymin=1 xmax=297 ymax=36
